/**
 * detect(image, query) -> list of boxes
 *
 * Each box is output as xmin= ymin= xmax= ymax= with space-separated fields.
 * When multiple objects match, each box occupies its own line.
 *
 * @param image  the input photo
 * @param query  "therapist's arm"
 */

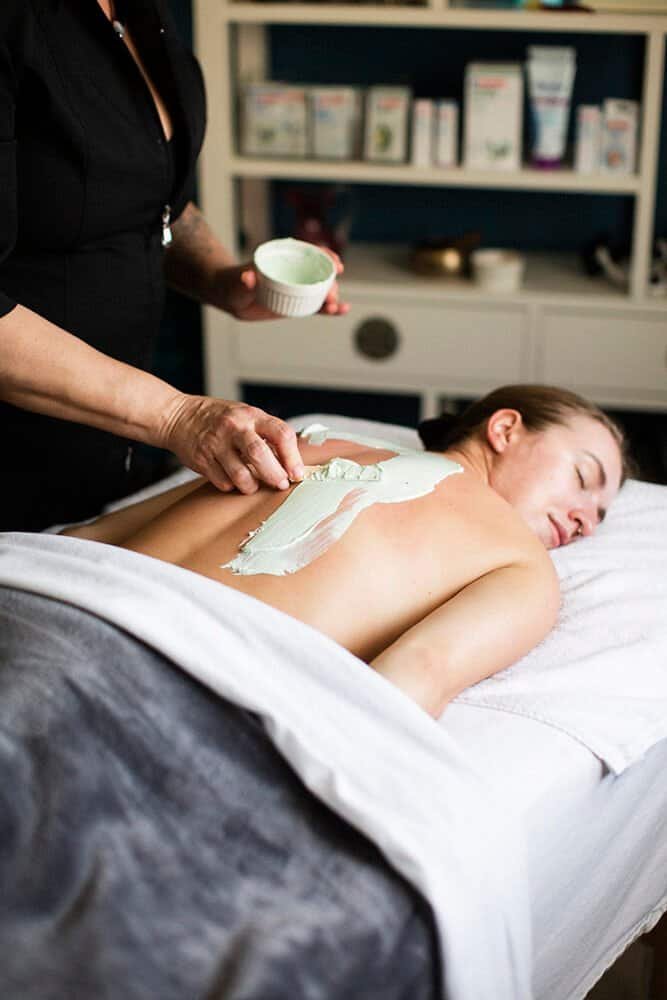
xmin=164 ymin=201 xmax=349 ymax=319
xmin=0 ymin=303 xmax=303 ymax=492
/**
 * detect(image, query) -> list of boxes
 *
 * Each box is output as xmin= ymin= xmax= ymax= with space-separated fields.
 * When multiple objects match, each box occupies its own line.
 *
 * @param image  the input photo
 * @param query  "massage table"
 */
xmin=0 ymin=414 xmax=665 ymax=1000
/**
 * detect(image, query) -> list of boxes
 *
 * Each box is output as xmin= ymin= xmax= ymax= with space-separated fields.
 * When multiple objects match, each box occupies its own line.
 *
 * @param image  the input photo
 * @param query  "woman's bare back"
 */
xmin=101 ymin=437 xmax=545 ymax=662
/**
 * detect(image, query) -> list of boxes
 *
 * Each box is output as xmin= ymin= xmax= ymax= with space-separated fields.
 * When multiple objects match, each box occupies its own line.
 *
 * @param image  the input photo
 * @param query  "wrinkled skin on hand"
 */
xmin=161 ymin=395 xmax=305 ymax=493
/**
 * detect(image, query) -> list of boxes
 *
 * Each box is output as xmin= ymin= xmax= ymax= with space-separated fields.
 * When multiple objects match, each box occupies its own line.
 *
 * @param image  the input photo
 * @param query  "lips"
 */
xmin=548 ymin=515 xmax=566 ymax=548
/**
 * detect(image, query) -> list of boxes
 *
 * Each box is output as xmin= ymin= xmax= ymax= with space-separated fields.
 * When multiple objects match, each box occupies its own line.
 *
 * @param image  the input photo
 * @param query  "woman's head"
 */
xmin=419 ymin=385 xmax=635 ymax=550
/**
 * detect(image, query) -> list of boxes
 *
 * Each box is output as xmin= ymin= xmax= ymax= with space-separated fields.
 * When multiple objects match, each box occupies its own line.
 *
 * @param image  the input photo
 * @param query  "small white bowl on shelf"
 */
xmin=253 ymin=238 xmax=336 ymax=318
xmin=471 ymin=248 xmax=526 ymax=294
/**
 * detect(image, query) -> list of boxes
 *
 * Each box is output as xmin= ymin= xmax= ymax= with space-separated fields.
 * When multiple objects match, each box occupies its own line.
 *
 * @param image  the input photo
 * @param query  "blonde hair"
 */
xmin=418 ymin=384 xmax=637 ymax=484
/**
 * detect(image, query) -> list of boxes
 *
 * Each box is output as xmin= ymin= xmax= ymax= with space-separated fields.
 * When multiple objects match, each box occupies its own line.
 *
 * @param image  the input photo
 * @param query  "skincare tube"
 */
xmin=526 ymin=46 xmax=576 ymax=168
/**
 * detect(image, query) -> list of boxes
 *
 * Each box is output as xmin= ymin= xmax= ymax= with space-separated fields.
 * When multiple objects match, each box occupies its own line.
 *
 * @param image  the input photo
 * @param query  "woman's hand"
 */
xmin=219 ymin=250 xmax=350 ymax=320
xmin=160 ymin=394 xmax=304 ymax=493
xmin=166 ymin=205 xmax=349 ymax=319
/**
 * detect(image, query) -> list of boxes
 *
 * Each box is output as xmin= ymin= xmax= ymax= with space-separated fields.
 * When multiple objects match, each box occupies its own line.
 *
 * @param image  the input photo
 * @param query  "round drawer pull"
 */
xmin=353 ymin=317 xmax=400 ymax=361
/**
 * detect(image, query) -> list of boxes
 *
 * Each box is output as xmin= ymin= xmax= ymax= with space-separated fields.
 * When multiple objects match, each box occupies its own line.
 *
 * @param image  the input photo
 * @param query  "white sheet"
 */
xmin=0 ymin=530 xmax=531 ymax=1000
xmin=444 ymin=703 xmax=667 ymax=999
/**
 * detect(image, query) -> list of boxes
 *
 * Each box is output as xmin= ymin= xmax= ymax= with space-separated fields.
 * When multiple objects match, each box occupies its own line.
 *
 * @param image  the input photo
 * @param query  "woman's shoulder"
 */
xmin=434 ymin=460 xmax=555 ymax=571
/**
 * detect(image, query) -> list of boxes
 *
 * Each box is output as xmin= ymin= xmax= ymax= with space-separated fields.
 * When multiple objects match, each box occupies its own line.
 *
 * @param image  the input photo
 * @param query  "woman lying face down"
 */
xmin=62 ymin=385 xmax=630 ymax=719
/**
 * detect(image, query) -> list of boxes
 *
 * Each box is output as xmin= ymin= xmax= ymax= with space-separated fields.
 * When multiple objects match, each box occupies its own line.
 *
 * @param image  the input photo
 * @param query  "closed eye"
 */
xmin=575 ymin=467 xmax=585 ymax=489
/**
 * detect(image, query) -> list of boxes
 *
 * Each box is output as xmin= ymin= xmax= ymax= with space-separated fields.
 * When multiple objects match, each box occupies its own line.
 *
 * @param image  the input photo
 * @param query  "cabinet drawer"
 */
xmin=541 ymin=309 xmax=667 ymax=395
xmin=235 ymin=298 xmax=525 ymax=383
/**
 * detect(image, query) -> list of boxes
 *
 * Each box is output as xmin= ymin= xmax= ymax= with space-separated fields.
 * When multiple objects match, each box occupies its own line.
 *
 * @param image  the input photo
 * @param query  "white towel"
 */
xmin=0 ymin=530 xmax=532 ymax=1000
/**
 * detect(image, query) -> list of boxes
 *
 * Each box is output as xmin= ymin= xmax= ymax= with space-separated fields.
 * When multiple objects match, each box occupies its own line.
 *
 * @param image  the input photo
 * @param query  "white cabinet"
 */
xmin=236 ymin=298 xmax=526 ymax=383
xmin=193 ymin=1 xmax=667 ymax=415
xmin=540 ymin=307 xmax=667 ymax=407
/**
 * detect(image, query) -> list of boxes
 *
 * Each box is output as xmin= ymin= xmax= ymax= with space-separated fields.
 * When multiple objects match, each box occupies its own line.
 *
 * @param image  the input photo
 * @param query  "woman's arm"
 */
xmin=165 ymin=201 xmax=348 ymax=319
xmin=0 ymin=304 xmax=303 ymax=492
xmin=0 ymin=304 xmax=181 ymax=443
xmin=163 ymin=201 xmax=237 ymax=308
xmin=371 ymin=554 xmax=560 ymax=718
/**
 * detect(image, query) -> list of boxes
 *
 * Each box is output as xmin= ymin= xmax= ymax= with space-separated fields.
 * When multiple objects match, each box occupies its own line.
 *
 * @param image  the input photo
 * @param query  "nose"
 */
xmin=568 ymin=503 xmax=598 ymax=541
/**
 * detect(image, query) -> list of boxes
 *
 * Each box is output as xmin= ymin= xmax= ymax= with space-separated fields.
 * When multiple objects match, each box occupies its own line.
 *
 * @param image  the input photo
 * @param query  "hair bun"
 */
xmin=417 ymin=412 xmax=459 ymax=450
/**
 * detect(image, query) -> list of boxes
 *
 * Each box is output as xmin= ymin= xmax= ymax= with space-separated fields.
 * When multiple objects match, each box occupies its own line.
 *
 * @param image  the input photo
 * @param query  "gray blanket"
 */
xmin=0 ymin=586 xmax=439 ymax=1000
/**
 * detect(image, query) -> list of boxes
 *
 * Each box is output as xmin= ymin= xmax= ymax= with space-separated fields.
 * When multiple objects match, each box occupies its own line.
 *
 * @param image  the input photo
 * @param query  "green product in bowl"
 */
xmin=253 ymin=238 xmax=337 ymax=318
xmin=255 ymin=239 xmax=334 ymax=286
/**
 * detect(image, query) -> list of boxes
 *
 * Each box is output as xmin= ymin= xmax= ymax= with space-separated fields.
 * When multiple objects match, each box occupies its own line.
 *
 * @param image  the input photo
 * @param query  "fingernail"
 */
xmin=292 ymin=464 xmax=304 ymax=481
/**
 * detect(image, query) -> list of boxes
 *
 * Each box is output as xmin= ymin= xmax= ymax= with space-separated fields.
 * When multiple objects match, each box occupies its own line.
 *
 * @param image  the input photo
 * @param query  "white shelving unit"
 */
xmin=193 ymin=1 xmax=667 ymax=416
xmin=228 ymin=155 xmax=644 ymax=193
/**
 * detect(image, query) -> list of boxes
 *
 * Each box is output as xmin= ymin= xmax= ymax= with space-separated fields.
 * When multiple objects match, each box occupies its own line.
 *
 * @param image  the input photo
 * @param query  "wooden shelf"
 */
xmin=225 ymin=3 xmax=666 ymax=32
xmin=231 ymin=156 xmax=642 ymax=194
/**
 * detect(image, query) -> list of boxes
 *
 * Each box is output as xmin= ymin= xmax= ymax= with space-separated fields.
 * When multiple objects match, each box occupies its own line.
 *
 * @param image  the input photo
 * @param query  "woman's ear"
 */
xmin=485 ymin=409 xmax=523 ymax=455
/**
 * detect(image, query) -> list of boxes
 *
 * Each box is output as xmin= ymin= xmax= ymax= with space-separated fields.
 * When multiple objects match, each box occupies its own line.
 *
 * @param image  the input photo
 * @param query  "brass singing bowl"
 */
xmin=410 ymin=246 xmax=466 ymax=277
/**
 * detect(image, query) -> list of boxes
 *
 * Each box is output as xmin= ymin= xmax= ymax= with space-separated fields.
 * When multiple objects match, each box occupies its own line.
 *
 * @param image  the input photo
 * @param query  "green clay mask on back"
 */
xmin=221 ymin=424 xmax=464 ymax=577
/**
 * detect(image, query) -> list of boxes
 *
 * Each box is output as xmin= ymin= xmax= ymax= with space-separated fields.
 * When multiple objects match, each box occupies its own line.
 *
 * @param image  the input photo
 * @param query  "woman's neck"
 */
xmin=443 ymin=440 xmax=492 ymax=486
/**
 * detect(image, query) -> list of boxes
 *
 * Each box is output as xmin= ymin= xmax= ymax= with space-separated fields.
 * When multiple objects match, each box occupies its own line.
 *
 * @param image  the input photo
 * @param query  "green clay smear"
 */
xmin=222 ymin=423 xmax=463 ymax=577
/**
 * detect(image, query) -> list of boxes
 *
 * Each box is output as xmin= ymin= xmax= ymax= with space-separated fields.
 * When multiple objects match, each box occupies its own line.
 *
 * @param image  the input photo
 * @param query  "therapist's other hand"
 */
xmin=219 ymin=249 xmax=350 ymax=320
xmin=161 ymin=395 xmax=304 ymax=494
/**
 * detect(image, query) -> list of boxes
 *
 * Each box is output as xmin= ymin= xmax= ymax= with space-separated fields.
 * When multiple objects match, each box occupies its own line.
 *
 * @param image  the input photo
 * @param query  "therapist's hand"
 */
xmin=161 ymin=394 xmax=304 ymax=493
xmin=219 ymin=249 xmax=350 ymax=321
xmin=165 ymin=205 xmax=349 ymax=319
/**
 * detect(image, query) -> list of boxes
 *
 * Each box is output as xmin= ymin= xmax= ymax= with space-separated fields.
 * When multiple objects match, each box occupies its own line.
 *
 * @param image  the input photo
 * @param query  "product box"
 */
xmin=574 ymin=104 xmax=601 ymax=174
xmin=434 ymin=100 xmax=459 ymax=167
xmin=599 ymin=98 xmax=639 ymax=175
xmin=410 ymin=99 xmax=434 ymax=167
xmin=241 ymin=83 xmax=309 ymax=158
xmin=464 ymin=63 xmax=523 ymax=171
xmin=311 ymin=86 xmax=361 ymax=160
xmin=364 ymin=87 xmax=412 ymax=163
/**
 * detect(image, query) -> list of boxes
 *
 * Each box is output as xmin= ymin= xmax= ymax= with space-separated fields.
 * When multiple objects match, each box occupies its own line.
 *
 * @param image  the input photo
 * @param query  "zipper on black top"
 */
xmin=100 ymin=4 xmax=176 ymax=245
xmin=161 ymin=204 xmax=172 ymax=247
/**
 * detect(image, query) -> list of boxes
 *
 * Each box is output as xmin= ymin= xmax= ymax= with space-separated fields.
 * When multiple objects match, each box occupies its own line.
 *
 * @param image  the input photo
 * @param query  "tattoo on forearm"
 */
xmin=165 ymin=202 xmax=237 ymax=304
xmin=171 ymin=203 xmax=215 ymax=257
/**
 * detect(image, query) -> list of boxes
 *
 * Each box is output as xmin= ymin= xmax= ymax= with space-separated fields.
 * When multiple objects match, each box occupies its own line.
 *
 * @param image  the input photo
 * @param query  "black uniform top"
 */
xmin=0 ymin=0 xmax=206 ymax=530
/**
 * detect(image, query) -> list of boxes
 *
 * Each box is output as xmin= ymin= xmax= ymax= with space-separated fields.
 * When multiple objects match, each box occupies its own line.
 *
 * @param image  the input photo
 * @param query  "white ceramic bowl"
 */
xmin=471 ymin=249 xmax=525 ymax=294
xmin=253 ymin=238 xmax=337 ymax=318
